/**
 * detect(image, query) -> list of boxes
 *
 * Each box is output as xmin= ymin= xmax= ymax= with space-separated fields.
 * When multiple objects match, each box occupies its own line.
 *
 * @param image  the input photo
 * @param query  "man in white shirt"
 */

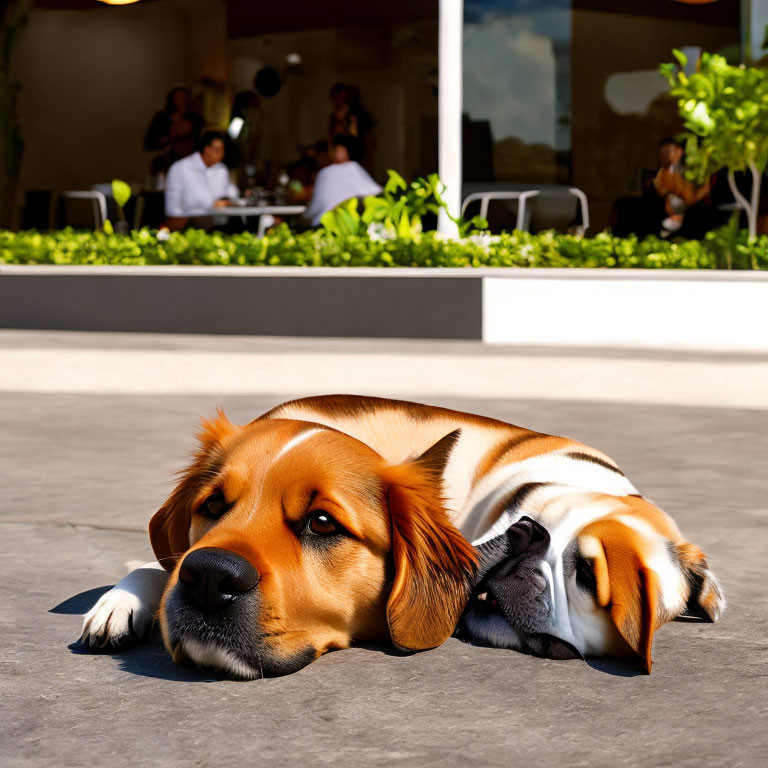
xmin=164 ymin=131 xmax=239 ymax=229
xmin=303 ymin=134 xmax=382 ymax=226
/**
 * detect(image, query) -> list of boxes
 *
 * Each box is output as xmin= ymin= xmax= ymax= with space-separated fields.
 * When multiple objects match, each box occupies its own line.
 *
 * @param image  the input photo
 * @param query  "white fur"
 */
xmin=614 ymin=514 xmax=688 ymax=616
xmin=441 ymin=427 xmax=506 ymax=520
xmin=274 ymin=427 xmax=324 ymax=460
xmin=80 ymin=561 xmax=169 ymax=648
xmin=463 ymin=450 xmax=637 ymax=543
xmin=180 ymin=638 xmax=261 ymax=680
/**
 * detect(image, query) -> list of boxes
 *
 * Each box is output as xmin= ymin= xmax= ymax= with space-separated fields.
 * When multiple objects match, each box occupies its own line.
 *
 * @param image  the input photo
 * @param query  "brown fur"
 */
xmin=581 ymin=518 xmax=670 ymax=673
xmin=150 ymin=414 xmax=477 ymax=664
xmin=147 ymin=396 xmax=722 ymax=674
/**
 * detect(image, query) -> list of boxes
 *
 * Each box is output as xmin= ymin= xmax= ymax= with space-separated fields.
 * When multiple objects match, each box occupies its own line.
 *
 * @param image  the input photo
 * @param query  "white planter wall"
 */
xmin=2 ymin=265 xmax=767 ymax=351
xmin=483 ymin=272 xmax=768 ymax=351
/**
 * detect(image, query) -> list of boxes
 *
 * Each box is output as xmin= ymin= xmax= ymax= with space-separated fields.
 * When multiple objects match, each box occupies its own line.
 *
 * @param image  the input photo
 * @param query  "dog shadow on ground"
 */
xmin=584 ymin=658 xmax=645 ymax=677
xmin=50 ymin=587 xmax=405 ymax=683
xmin=51 ymin=587 xmax=646 ymax=681
xmin=51 ymin=586 xmax=205 ymax=682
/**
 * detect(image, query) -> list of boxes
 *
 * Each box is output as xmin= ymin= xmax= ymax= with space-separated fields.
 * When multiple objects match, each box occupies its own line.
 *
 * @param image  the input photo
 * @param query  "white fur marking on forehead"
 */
xmin=274 ymin=427 xmax=324 ymax=461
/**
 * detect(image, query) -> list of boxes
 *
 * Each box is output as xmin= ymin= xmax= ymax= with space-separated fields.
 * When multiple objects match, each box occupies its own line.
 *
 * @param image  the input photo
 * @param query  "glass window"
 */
xmin=463 ymin=0 xmax=572 ymax=184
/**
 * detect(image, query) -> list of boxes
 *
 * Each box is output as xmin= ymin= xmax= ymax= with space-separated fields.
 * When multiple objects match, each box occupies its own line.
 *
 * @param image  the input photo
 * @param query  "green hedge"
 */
xmin=1 ymin=224 xmax=766 ymax=269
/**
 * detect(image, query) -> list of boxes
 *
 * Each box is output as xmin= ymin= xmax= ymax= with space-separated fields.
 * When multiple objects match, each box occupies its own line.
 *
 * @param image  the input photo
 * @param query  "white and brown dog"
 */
xmin=80 ymin=395 xmax=723 ymax=677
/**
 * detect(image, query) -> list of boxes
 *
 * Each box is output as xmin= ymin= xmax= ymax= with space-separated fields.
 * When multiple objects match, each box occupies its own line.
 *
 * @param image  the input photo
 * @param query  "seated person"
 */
xmin=610 ymin=137 xmax=710 ymax=239
xmin=164 ymin=131 xmax=239 ymax=230
xmin=303 ymin=134 xmax=382 ymax=226
xmin=652 ymin=138 xmax=710 ymax=236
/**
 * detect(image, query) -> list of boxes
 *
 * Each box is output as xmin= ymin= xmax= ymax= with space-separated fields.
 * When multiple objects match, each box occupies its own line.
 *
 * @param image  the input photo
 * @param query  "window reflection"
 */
xmin=463 ymin=0 xmax=571 ymax=184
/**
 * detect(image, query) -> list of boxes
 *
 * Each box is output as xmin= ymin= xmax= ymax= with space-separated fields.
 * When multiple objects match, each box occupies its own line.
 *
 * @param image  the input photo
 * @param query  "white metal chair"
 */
xmin=461 ymin=186 xmax=590 ymax=233
xmin=59 ymin=190 xmax=109 ymax=230
xmin=461 ymin=190 xmax=540 ymax=232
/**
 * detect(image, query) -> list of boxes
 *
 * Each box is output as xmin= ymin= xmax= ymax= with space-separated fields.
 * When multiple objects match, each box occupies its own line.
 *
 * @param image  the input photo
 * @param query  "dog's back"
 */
xmin=260 ymin=394 xmax=632 ymax=541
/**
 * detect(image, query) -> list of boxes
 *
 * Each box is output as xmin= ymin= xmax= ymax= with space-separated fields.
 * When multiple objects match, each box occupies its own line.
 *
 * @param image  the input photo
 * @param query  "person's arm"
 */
xmin=226 ymin=177 xmax=240 ymax=201
xmin=212 ymin=166 xmax=240 ymax=208
xmin=655 ymin=168 xmax=709 ymax=207
xmin=164 ymin=163 xmax=184 ymax=217
xmin=210 ymin=168 xmax=239 ymax=208
xmin=303 ymin=168 xmax=330 ymax=224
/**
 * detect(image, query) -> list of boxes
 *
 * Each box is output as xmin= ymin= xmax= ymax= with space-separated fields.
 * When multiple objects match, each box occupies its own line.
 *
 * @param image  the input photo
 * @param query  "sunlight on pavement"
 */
xmin=1 ymin=346 xmax=767 ymax=410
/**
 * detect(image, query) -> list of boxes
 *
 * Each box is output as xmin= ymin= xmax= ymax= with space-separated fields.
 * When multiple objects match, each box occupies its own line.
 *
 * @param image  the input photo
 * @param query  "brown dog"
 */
xmin=80 ymin=395 xmax=723 ymax=677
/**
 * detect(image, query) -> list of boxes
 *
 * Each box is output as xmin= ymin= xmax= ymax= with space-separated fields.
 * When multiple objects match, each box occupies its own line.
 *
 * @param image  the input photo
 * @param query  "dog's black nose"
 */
xmin=178 ymin=547 xmax=259 ymax=613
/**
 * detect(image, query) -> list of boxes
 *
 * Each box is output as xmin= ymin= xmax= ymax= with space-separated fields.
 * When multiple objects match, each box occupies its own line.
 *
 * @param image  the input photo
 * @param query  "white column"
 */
xmin=743 ymin=0 xmax=768 ymax=61
xmin=437 ymin=0 xmax=463 ymax=237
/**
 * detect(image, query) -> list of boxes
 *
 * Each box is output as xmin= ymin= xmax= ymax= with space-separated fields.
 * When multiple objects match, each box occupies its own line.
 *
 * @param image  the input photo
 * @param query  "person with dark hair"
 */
xmin=330 ymin=133 xmax=362 ymax=163
xmin=144 ymin=86 xmax=204 ymax=174
xmin=611 ymin=136 xmax=711 ymax=238
xmin=327 ymin=83 xmax=373 ymax=166
xmin=328 ymin=83 xmax=353 ymax=140
xmin=164 ymin=131 xmax=239 ymax=229
xmin=309 ymin=139 xmax=330 ymax=169
xmin=652 ymin=137 xmax=710 ymax=235
xmin=303 ymin=133 xmax=381 ymax=226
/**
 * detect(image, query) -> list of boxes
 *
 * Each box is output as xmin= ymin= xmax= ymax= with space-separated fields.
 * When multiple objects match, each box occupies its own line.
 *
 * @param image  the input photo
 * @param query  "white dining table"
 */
xmin=211 ymin=205 xmax=307 ymax=236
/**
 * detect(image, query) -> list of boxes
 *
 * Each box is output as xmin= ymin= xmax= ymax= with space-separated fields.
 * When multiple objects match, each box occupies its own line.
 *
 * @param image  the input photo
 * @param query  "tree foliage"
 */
xmin=661 ymin=50 xmax=768 ymax=182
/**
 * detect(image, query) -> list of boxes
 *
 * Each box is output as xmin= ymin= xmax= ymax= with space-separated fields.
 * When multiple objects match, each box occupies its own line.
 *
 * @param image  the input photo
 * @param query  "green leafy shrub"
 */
xmin=1 ymin=224 xmax=767 ymax=269
xmin=320 ymin=171 xmax=487 ymax=240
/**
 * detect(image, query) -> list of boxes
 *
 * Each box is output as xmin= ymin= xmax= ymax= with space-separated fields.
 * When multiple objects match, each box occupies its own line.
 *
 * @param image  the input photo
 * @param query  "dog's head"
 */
xmin=463 ymin=494 xmax=724 ymax=673
xmin=149 ymin=413 xmax=476 ymax=679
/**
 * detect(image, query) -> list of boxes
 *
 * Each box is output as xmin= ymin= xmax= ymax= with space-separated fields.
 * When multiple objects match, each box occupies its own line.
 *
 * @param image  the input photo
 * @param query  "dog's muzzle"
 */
xmin=163 ymin=547 xmax=315 ymax=679
xmin=463 ymin=517 xmax=582 ymax=661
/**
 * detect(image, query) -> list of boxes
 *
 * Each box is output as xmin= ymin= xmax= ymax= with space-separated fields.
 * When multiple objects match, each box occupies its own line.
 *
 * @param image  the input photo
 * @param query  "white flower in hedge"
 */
xmin=367 ymin=222 xmax=396 ymax=242
xmin=156 ymin=227 xmax=171 ymax=242
xmin=468 ymin=232 xmax=496 ymax=251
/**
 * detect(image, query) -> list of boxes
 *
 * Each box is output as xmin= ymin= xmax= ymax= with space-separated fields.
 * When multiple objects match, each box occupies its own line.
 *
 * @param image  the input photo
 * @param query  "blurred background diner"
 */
xmin=303 ymin=134 xmax=382 ymax=226
xmin=144 ymin=86 xmax=205 ymax=180
xmin=164 ymin=130 xmax=238 ymax=230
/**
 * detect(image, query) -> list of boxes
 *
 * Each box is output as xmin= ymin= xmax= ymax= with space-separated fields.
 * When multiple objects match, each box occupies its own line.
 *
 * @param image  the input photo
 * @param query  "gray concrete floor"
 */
xmin=1 ymin=335 xmax=767 ymax=767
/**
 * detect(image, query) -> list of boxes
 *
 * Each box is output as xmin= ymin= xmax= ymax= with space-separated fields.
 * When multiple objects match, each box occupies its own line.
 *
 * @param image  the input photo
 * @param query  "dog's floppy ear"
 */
xmin=675 ymin=542 xmax=726 ymax=622
xmin=149 ymin=410 xmax=239 ymax=570
xmin=582 ymin=520 xmax=665 ymax=673
xmin=381 ymin=430 xmax=478 ymax=652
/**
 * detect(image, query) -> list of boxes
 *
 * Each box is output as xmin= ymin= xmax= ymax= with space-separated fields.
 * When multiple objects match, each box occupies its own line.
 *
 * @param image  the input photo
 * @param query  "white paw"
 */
xmin=79 ymin=587 xmax=154 ymax=651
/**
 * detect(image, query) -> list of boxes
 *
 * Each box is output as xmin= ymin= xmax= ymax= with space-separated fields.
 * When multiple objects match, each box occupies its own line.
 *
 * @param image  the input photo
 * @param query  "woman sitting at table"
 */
xmin=164 ymin=131 xmax=239 ymax=230
xmin=303 ymin=134 xmax=381 ymax=226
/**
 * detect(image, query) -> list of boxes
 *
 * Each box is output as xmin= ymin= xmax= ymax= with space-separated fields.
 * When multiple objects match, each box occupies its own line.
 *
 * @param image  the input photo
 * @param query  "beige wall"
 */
xmin=229 ymin=21 xmax=437 ymax=182
xmin=13 ymin=1 xmax=436 ymax=209
xmin=14 ymin=0 xmax=228 ymax=196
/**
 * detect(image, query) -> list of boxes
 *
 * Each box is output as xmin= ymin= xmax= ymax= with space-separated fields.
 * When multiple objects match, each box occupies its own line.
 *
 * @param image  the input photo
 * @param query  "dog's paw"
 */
xmin=79 ymin=587 xmax=154 ymax=652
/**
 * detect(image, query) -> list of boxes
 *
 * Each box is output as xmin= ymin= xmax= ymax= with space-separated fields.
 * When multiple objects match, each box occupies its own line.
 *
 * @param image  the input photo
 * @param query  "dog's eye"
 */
xmin=307 ymin=512 xmax=340 ymax=536
xmin=575 ymin=556 xmax=597 ymax=596
xmin=199 ymin=490 xmax=229 ymax=520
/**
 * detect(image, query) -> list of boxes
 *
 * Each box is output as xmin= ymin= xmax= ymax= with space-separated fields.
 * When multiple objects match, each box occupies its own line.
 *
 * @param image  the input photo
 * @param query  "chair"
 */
xmin=462 ymin=184 xmax=590 ymax=234
xmin=461 ymin=190 xmax=540 ymax=232
xmin=58 ymin=190 xmax=109 ymax=230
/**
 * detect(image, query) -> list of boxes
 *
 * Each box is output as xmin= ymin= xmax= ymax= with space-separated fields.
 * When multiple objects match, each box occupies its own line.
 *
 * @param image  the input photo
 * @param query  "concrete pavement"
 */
xmin=1 ymin=331 xmax=766 ymax=767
